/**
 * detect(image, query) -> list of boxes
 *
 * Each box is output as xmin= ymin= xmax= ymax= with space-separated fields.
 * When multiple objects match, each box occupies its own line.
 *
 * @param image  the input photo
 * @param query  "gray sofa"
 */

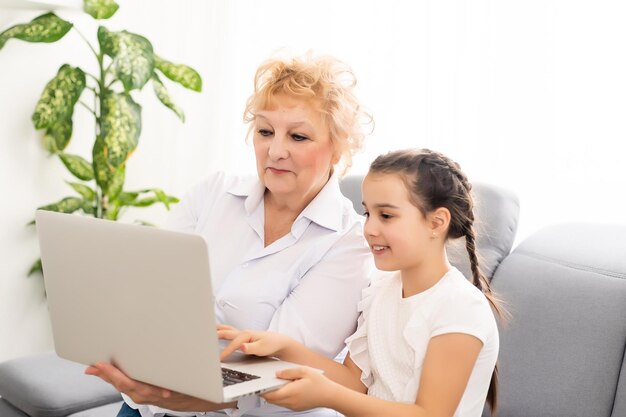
xmin=1 ymin=179 xmax=625 ymax=417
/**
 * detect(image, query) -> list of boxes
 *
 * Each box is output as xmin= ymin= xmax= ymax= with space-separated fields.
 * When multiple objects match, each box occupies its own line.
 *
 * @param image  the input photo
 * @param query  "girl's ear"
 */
xmin=429 ymin=207 xmax=451 ymax=237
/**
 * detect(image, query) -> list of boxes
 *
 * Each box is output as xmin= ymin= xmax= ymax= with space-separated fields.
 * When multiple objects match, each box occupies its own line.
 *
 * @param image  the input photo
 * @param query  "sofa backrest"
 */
xmin=485 ymin=223 xmax=626 ymax=417
xmin=339 ymin=176 xmax=520 ymax=280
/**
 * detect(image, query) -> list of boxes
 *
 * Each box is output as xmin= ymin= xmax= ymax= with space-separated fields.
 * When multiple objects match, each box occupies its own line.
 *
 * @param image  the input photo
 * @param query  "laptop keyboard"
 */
xmin=221 ymin=367 xmax=261 ymax=387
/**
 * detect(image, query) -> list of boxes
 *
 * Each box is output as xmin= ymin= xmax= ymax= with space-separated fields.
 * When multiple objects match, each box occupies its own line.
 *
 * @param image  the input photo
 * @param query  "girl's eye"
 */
xmin=363 ymin=211 xmax=370 ymax=218
xmin=292 ymin=134 xmax=309 ymax=142
xmin=258 ymin=129 xmax=273 ymax=137
xmin=380 ymin=213 xmax=393 ymax=220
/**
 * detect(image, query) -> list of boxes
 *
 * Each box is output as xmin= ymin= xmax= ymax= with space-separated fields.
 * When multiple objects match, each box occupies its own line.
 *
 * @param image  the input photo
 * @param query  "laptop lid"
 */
xmin=36 ymin=210 xmax=234 ymax=402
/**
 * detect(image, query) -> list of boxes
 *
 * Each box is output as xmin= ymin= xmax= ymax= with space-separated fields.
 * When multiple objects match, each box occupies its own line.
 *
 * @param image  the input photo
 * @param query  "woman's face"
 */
xmin=253 ymin=94 xmax=338 ymax=203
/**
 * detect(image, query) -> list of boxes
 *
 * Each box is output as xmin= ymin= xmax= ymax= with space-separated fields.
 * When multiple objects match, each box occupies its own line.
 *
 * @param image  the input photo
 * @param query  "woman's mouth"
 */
xmin=268 ymin=167 xmax=291 ymax=175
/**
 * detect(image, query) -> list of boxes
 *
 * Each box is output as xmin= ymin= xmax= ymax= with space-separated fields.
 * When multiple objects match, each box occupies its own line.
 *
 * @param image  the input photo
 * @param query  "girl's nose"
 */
xmin=363 ymin=218 xmax=378 ymax=237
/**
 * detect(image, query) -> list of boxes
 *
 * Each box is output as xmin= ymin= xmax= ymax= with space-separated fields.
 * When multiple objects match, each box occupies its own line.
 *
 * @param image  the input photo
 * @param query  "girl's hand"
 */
xmin=217 ymin=326 xmax=293 ymax=361
xmin=85 ymin=363 xmax=234 ymax=411
xmin=262 ymin=367 xmax=337 ymax=411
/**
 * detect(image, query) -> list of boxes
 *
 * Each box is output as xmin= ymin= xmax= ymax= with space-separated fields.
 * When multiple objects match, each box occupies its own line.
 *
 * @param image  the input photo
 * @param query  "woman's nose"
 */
xmin=267 ymin=135 xmax=289 ymax=160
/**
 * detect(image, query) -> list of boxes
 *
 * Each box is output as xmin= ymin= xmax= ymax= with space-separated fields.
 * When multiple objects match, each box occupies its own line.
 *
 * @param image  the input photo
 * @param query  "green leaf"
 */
xmin=98 ymin=26 xmax=154 ymax=91
xmin=32 ymin=64 xmax=86 ymax=130
xmin=82 ymin=200 xmax=96 ymax=215
xmin=43 ymin=118 xmax=73 ymax=153
xmin=59 ymin=153 xmax=94 ymax=181
xmin=92 ymin=91 xmax=140 ymax=196
xmin=83 ymin=0 xmax=119 ymax=20
xmin=155 ymin=55 xmax=202 ymax=92
xmin=118 ymin=191 xmax=139 ymax=205
xmin=66 ymin=181 xmax=96 ymax=201
xmin=153 ymin=188 xmax=171 ymax=210
xmin=93 ymin=135 xmax=126 ymax=199
xmin=0 ymin=13 xmax=73 ymax=50
xmin=151 ymin=74 xmax=184 ymax=122
xmin=38 ymin=196 xmax=84 ymax=213
xmin=28 ymin=258 xmax=43 ymax=276
xmin=106 ymin=165 xmax=125 ymax=200
xmin=104 ymin=200 xmax=120 ymax=220
xmin=133 ymin=219 xmax=157 ymax=227
xmin=130 ymin=194 xmax=178 ymax=208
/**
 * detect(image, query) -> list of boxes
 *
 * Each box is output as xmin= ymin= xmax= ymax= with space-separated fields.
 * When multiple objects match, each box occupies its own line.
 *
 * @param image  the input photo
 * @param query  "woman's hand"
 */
xmin=84 ymin=363 xmax=235 ymax=411
xmin=262 ymin=367 xmax=338 ymax=411
xmin=217 ymin=325 xmax=294 ymax=361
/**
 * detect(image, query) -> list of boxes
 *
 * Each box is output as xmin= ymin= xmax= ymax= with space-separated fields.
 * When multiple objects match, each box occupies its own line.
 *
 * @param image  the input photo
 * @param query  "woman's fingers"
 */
xmin=85 ymin=363 xmax=169 ymax=404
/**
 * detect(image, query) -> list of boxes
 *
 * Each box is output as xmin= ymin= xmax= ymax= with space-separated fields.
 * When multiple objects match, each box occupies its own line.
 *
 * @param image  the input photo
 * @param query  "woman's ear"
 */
xmin=429 ymin=207 xmax=451 ymax=238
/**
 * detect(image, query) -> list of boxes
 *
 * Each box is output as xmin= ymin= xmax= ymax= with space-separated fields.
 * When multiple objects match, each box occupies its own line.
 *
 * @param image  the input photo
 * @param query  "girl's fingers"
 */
xmin=219 ymin=333 xmax=252 ymax=360
xmin=276 ymin=367 xmax=308 ymax=380
xmin=217 ymin=329 xmax=240 ymax=340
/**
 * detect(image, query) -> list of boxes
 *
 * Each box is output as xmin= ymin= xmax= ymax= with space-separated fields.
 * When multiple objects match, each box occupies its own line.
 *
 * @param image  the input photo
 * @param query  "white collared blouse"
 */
xmin=129 ymin=171 xmax=372 ymax=417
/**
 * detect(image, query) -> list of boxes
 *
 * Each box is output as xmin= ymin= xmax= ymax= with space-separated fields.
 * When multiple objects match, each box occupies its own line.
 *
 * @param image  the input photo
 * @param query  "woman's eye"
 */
xmin=363 ymin=211 xmax=370 ymax=217
xmin=258 ymin=129 xmax=273 ymax=137
xmin=292 ymin=134 xmax=309 ymax=142
xmin=381 ymin=213 xmax=393 ymax=220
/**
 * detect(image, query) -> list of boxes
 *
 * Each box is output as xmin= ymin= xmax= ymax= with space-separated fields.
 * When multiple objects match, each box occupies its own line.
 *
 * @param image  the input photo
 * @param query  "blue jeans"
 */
xmin=116 ymin=402 xmax=141 ymax=417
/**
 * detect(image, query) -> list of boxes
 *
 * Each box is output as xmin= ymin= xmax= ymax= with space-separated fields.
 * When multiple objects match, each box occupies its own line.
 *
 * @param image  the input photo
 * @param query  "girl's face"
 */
xmin=253 ymin=94 xmax=338 ymax=203
xmin=362 ymin=172 xmax=435 ymax=272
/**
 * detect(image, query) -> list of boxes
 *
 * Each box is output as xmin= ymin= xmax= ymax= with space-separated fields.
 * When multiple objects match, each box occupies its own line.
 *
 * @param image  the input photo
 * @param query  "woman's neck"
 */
xmin=262 ymin=190 xmax=316 ymax=247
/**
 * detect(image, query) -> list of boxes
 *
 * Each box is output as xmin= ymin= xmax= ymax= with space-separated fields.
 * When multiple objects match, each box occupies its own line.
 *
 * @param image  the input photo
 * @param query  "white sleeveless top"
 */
xmin=345 ymin=268 xmax=499 ymax=417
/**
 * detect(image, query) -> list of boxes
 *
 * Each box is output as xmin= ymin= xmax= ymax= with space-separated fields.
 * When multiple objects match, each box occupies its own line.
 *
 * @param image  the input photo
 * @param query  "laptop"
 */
xmin=35 ymin=210 xmax=309 ymax=403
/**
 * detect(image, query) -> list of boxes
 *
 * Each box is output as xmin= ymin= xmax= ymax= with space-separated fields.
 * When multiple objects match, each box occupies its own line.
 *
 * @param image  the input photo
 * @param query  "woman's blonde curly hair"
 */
xmin=243 ymin=53 xmax=373 ymax=175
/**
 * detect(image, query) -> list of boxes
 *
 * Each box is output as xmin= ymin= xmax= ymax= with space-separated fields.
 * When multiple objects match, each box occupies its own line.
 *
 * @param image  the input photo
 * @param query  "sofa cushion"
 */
xmin=67 ymin=401 xmax=123 ymax=417
xmin=340 ymin=176 xmax=520 ymax=280
xmin=0 ymin=399 xmax=29 ymax=417
xmin=0 ymin=352 xmax=122 ymax=417
xmin=486 ymin=223 xmax=626 ymax=417
xmin=445 ymin=182 xmax=519 ymax=280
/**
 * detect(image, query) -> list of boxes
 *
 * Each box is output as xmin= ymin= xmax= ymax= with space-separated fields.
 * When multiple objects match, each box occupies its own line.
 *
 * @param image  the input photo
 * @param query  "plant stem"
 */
xmin=73 ymin=27 xmax=99 ymax=61
xmin=106 ymin=78 xmax=120 ymax=89
xmin=85 ymin=72 xmax=100 ymax=84
xmin=79 ymin=101 xmax=96 ymax=117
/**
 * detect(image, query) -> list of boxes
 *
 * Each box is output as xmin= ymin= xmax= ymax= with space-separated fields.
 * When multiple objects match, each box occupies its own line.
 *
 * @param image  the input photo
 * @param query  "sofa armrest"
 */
xmin=0 ymin=352 xmax=121 ymax=417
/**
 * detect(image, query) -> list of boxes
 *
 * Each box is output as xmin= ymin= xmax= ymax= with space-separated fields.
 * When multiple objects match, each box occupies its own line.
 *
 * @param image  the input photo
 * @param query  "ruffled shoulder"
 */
xmin=345 ymin=272 xmax=398 ymax=388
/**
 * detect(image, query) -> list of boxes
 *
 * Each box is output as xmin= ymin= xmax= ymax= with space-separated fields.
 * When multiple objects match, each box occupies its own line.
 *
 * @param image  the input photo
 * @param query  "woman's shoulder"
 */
xmin=188 ymin=171 xmax=257 ymax=198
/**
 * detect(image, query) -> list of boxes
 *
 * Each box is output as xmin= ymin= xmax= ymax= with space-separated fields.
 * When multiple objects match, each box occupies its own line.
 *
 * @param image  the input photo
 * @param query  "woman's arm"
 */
xmin=219 ymin=328 xmax=366 ymax=393
xmin=264 ymin=333 xmax=483 ymax=417
xmin=85 ymin=363 xmax=236 ymax=412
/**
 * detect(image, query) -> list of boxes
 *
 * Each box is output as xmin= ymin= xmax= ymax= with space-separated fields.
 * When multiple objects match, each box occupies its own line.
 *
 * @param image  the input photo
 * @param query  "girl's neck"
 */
xmin=400 ymin=256 xmax=451 ymax=298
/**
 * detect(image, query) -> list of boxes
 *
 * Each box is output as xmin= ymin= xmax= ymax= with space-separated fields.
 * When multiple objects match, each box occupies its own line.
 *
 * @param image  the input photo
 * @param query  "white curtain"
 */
xmin=194 ymin=0 xmax=626 ymax=242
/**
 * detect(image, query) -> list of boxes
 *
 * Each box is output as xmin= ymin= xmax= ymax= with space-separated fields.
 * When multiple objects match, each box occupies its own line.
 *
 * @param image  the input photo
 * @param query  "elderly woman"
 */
xmin=87 ymin=53 xmax=374 ymax=417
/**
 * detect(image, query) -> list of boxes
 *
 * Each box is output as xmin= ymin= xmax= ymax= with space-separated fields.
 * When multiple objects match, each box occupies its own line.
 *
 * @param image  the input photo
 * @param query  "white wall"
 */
xmin=2 ymin=0 xmax=626 ymax=362
xmin=0 ymin=0 xmax=221 ymax=361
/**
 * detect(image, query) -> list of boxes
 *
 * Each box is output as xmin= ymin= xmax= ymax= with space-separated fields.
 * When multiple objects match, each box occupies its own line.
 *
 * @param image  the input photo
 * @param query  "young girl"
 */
xmin=219 ymin=148 xmax=505 ymax=417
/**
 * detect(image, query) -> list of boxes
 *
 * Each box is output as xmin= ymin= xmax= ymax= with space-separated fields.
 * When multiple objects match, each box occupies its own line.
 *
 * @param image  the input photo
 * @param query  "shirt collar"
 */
xmin=226 ymin=173 xmax=346 ymax=232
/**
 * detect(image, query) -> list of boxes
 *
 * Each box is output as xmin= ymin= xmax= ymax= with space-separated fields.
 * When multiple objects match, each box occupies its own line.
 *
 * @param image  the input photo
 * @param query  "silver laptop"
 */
xmin=35 ymin=210 xmax=306 ymax=403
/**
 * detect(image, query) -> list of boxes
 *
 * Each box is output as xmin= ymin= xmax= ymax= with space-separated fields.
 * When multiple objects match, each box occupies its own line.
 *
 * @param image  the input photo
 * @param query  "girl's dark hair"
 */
xmin=369 ymin=148 xmax=506 ymax=414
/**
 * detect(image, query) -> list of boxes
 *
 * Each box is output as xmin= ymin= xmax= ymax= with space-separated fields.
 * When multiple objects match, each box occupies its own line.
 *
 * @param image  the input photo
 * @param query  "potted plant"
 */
xmin=0 ymin=0 xmax=202 ymax=275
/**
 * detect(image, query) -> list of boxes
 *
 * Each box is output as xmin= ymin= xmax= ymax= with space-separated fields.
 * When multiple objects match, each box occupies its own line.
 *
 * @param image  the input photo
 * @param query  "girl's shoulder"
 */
xmin=408 ymin=267 xmax=498 ymax=343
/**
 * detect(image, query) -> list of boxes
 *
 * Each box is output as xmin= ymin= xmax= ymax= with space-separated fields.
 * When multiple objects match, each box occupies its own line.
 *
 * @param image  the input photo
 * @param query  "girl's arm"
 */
xmin=219 ymin=327 xmax=366 ymax=393
xmin=264 ymin=333 xmax=483 ymax=417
